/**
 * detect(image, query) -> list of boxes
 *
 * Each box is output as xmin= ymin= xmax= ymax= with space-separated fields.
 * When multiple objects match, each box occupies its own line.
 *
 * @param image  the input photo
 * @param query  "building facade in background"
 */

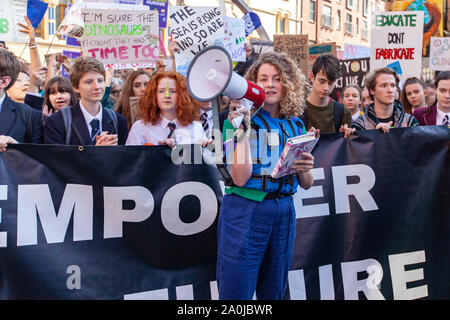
xmin=180 ymin=0 xmax=385 ymax=51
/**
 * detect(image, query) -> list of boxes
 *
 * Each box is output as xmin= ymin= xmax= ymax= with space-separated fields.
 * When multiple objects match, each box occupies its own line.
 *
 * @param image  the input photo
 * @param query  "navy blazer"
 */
xmin=43 ymin=101 xmax=128 ymax=145
xmin=0 ymin=95 xmax=43 ymax=143
xmin=24 ymin=93 xmax=44 ymax=111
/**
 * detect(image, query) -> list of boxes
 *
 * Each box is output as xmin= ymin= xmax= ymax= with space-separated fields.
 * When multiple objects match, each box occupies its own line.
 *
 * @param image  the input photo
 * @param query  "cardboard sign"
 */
xmin=250 ymin=39 xmax=273 ymax=54
xmin=169 ymin=6 xmax=224 ymax=76
xmin=370 ymin=11 xmax=424 ymax=81
xmin=335 ymin=58 xmax=370 ymax=90
xmin=308 ymin=42 xmax=336 ymax=70
xmin=223 ymin=16 xmax=246 ymax=62
xmin=0 ymin=0 xmax=28 ymax=43
xmin=79 ymin=8 xmax=160 ymax=65
xmin=273 ymin=34 xmax=309 ymax=77
xmin=430 ymin=37 xmax=450 ymax=71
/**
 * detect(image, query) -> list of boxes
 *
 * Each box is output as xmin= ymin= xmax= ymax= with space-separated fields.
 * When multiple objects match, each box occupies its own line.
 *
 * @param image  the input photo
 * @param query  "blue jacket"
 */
xmin=43 ymin=101 xmax=128 ymax=145
xmin=243 ymin=110 xmax=305 ymax=194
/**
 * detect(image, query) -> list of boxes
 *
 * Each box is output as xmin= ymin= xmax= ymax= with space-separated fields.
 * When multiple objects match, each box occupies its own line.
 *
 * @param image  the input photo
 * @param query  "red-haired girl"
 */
xmin=125 ymin=71 xmax=206 ymax=147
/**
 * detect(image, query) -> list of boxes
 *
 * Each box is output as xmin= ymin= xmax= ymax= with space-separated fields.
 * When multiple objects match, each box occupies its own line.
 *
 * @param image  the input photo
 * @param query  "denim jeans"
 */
xmin=216 ymin=194 xmax=297 ymax=300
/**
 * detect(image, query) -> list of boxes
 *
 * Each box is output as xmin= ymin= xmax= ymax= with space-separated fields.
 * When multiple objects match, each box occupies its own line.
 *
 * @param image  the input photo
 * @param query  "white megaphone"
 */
xmin=186 ymin=46 xmax=265 ymax=129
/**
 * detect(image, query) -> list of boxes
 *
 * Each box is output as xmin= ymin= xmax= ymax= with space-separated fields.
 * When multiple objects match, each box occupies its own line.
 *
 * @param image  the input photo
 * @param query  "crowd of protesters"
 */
xmin=1 ymin=35 xmax=447 ymax=150
xmin=0 ymin=18 xmax=449 ymax=300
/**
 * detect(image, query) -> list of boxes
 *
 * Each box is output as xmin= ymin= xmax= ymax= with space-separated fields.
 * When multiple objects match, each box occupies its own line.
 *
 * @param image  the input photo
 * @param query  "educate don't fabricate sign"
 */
xmin=370 ymin=11 xmax=423 ymax=81
xmin=80 ymin=8 xmax=160 ymax=65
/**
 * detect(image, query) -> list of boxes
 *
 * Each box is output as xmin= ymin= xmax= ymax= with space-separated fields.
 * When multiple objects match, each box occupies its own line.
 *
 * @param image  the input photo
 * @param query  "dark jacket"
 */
xmin=352 ymin=100 xmax=418 ymax=130
xmin=0 ymin=95 xmax=43 ymax=143
xmin=24 ymin=93 xmax=44 ymax=111
xmin=412 ymin=102 xmax=437 ymax=126
xmin=43 ymin=101 xmax=128 ymax=145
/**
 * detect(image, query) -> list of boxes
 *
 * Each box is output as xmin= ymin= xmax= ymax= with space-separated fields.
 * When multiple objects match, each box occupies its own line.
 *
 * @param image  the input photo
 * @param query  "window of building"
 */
xmin=362 ymin=20 xmax=368 ymax=40
xmin=323 ymin=6 xmax=332 ymax=28
xmin=363 ymin=0 xmax=369 ymax=16
xmin=356 ymin=17 xmax=359 ymax=34
xmin=48 ymin=6 xmax=56 ymax=36
xmin=346 ymin=0 xmax=354 ymax=9
xmin=310 ymin=1 xmax=316 ymax=22
xmin=345 ymin=13 xmax=353 ymax=34
xmin=277 ymin=14 xmax=289 ymax=34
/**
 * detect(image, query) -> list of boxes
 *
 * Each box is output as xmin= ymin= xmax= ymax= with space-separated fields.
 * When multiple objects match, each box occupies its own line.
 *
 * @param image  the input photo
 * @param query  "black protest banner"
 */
xmin=0 ymin=126 xmax=448 ymax=299
xmin=335 ymin=57 xmax=370 ymax=90
xmin=289 ymin=125 xmax=450 ymax=300
xmin=0 ymin=144 xmax=221 ymax=299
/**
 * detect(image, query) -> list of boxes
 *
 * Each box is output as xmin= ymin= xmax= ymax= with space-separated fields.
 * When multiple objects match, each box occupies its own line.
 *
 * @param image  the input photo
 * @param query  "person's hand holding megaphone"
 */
xmin=228 ymin=99 xmax=251 ymax=134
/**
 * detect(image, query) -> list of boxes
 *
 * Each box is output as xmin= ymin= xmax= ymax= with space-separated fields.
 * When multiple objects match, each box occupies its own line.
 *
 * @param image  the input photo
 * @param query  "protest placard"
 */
xmin=79 ymin=8 xmax=160 ymax=65
xmin=243 ymin=11 xmax=261 ymax=37
xmin=370 ymin=11 xmax=424 ymax=81
xmin=250 ymin=39 xmax=273 ymax=54
xmin=343 ymin=44 xmax=370 ymax=59
xmin=143 ymin=0 xmax=168 ymax=29
xmin=274 ymin=34 xmax=309 ymax=77
xmin=223 ymin=16 xmax=246 ymax=62
xmin=335 ymin=57 xmax=370 ymax=90
xmin=430 ymin=37 xmax=450 ymax=71
xmin=308 ymin=42 xmax=336 ymax=70
xmin=0 ymin=0 xmax=29 ymax=43
xmin=169 ymin=6 xmax=224 ymax=76
xmin=61 ymin=50 xmax=81 ymax=78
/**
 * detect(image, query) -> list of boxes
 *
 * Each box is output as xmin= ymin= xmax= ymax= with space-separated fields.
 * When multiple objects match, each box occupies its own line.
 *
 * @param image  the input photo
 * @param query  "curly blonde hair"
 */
xmin=245 ymin=51 xmax=307 ymax=117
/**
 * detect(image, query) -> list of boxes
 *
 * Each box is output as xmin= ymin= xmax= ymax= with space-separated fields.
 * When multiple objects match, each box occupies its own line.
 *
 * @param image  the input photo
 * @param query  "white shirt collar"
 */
xmin=436 ymin=104 xmax=450 ymax=125
xmin=437 ymin=104 xmax=450 ymax=116
xmin=160 ymin=115 xmax=179 ymax=129
xmin=0 ymin=92 xmax=6 ymax=112
xmin=200 ymin=108 xmax=213 ymax=117
xmin=79 ymin=100 xmax=103 ymax=133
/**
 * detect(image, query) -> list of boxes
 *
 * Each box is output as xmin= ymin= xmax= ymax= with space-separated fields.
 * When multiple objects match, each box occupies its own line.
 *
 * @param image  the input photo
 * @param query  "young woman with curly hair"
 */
xmin=217 ymin=51 xmax=316 ymax=300
xmin=125 ymin=71 xmax=205 ymax=147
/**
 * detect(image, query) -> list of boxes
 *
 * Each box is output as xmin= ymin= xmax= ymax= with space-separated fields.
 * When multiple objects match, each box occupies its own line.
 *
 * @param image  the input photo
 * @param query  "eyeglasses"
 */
xmin=15 ymin=78 xmax=30 ymax=85
xmin=111 ymin=90 xmax=120 ymax=94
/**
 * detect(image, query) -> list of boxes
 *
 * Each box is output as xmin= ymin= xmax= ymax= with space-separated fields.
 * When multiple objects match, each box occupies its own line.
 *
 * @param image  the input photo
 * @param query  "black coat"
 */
xmin=0 ymin=95 xmax=43 ymax=143
xmin=43 ymin=101 xmax=128 ymax=145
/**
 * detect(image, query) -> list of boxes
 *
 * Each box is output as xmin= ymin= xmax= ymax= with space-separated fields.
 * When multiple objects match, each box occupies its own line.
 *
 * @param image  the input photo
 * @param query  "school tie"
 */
xmin=200 ymin=112 xmax=209 ymax=132
xmin=90 ymin=118 xmax=100 ymax=143
xmin=443 ymin=114 xmax=449 ymax=125
xmin=167 ymin=122 xmax=176 ymax=138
